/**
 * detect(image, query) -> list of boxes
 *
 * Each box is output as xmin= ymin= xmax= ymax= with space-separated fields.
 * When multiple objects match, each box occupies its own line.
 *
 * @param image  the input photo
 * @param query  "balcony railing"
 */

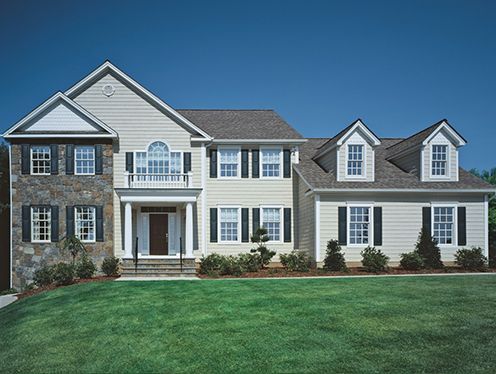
xmin=124 ymin=172 xmax=193 ymax=189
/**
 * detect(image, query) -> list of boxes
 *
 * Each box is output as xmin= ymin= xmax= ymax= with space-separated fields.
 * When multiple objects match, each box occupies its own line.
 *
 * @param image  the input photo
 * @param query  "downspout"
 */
xmin=9 ymin=143 xmax=12 ymax=289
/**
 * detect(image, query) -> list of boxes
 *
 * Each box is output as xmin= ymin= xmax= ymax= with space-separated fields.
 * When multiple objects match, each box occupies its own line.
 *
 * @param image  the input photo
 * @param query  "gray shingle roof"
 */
xmin=177 ymin=110 xmax=303 ymax=140
xmin=295 ymin=138 xmax=493 ymax=190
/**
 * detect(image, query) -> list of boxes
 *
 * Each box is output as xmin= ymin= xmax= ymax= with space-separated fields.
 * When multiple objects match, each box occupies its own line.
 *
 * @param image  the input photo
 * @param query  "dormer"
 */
xmin=313 ymin=119 xmax=381 ymax=182
xmin=387 ymin=120 xmax=466 ymax=182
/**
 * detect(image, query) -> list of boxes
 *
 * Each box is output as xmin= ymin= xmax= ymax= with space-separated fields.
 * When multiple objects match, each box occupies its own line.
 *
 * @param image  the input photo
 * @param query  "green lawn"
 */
xmin=1 ymin=276 xmax=496 ymax=373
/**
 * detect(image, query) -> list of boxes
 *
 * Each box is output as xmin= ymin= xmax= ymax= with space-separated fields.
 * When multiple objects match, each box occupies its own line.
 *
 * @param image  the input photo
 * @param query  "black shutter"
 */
xmin=50 ymin=145 xmax=59 ymax=175
xmin=125 ymin=152 xmax=134 ymax=173
xmin=65 ymin=144 xmax=74 ymax=175
xmin=252 ymin=208 xmax=260 ymax=233
xmin=210 ymin=208 xmax=218 ymax=242
xmin=241 ymin=150 xmax=249 ymax=178
xmin=373 ymin=207 xmax=382 ymax=246
xmin=422 ymin=207 xmax=431 ymax=234
xmin=95 ymin=145 xmax=103 ymax=175
xmin=210 ymin=149 xmax=217 ymax=178
xmin=183 ymin=152 xmax=192 ymax=173
xmin=22 ymin=205 xmax=31 ymax=242
xmin=252 ymin=150 xmax=259 ymax=178
xmin=284 ymin=208 xmax=291 ymax=243
xmin=242 ymin=208 xmax=249 ymax=242
xmin=21 ymin=144 xmax=30 ymax=175
xmin=66 ymin=206 xmax=74 ymax=237
xmin=338 ymin=207 xmax=347 ymax=245
xmin=458 ymin=207 xmax=467 ymax=246
xmin=96 ymin=205 xmax=104 ymax=242
xmin=283 ymin=149 xmax=291 ymax=178
xmin=51 ymin=206 xmax=59 ymax=242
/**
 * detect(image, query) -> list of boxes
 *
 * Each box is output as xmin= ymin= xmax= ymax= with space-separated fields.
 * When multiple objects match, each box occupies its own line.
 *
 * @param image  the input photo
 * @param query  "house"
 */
xmin=2 ymin=61 xmax=494 ymax=289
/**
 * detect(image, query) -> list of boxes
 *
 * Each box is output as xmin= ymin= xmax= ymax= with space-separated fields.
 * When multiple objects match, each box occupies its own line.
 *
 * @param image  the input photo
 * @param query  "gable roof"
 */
xmin=176 ymin=109 xmax=303 ymax=141
xmin=2 ymin=92 xmax=118 ymax=138
xmin=65 ymin=61 xmax=212 ymax=140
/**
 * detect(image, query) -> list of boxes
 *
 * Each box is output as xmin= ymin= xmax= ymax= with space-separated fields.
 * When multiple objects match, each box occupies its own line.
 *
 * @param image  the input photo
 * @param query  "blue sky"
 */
xmin=1 ymin=0 xmax=495 ymax=170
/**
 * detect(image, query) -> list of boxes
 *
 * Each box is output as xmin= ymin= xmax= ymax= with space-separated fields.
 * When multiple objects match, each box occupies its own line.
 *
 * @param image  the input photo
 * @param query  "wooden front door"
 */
xmin=149 ymin=214 xmax=168 ymax=255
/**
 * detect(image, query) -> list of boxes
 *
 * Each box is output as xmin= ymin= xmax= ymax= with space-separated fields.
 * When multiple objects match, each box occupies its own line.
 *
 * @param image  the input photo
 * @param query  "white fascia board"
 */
xmin=336 ymin=121 xmax=381 ymax=147
xmin=312 ymin=188 xmax=496 ymax=194
xmin=4 ymin=133 xmax=117 ymax=139
xmin=65 ymin=61 xmax=212 ymax=141
xmin=422 ymin=122 xmax=466 ymax=147
xmin=211 ymin=139 xmax=307 ymax=145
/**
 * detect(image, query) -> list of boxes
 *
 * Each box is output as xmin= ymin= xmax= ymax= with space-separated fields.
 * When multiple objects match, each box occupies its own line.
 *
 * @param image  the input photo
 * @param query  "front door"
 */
xmin=149 ymin=214 xmax=168 ymax=255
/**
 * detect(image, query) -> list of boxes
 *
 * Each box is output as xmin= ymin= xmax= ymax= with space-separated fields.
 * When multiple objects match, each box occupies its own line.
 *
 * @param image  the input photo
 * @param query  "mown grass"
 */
xmin=1 ymin=275 xmax=496 ymax=373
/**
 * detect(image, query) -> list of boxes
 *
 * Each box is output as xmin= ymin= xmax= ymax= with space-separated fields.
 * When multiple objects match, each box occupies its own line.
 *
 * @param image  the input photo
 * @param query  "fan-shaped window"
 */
xmin=135 ymin=141 xmax=181 ymax=174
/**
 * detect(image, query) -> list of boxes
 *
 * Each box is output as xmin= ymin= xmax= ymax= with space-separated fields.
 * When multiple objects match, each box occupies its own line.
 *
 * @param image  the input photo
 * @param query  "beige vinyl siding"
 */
xmin=293 ymin=174 xmax=314 ymax=256
xmin=315 ymin=148 xmax=337 ymax=174
xmin=73 ymin=73 xmax=203 ymax=255
xmin=391 ymin=149 xmax=421 ymax=176
xmin=206 ymin=147 xmax=294 ymax=258
xmin=423 ymin=131 xmax=458 ymax=181
xmin=337 ymin=131 xmax=374 ymax=181
xmin=318 ymin=193 xmax=486 ymax=265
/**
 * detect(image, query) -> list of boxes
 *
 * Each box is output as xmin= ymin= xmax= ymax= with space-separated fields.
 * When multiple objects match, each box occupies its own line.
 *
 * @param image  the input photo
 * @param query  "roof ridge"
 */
xmin=176 ymin=108 xmax=275 ymax=111
xmin=385 ymin=120 xmax=444 ymax=150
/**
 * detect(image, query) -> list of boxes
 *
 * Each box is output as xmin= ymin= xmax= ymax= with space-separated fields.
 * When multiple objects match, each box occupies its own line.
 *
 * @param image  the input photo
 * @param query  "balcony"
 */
xmin=124 ymin=172 xmax=193 ymax=189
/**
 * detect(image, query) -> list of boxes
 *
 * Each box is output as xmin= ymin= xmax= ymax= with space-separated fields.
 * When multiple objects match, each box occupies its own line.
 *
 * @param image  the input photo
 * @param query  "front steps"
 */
xmin=121 ymin=258 xmax=197 ymax=278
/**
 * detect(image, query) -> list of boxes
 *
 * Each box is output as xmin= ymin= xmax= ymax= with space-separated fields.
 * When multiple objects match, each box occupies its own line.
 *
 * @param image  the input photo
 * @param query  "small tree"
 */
xmin=250 ymin=227 xmax=276 ymax=268
xmin=415 ymin=227 xmax=443 ymax=269
xmin=323 ymin=240 xmax=347 ymax=271
xmin=60 ymin=235 xmax=86 ymax=264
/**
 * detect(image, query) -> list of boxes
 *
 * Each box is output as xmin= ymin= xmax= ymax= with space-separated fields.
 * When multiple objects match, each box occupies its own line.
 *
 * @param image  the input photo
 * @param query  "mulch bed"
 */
xmin=17 ymin=276 xmax=119 ymax=300
xmin=197 ymin=267 xmax=496 ymax=279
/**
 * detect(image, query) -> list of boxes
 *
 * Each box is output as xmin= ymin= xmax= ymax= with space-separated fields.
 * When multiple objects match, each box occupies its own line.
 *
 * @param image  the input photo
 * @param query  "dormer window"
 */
xmin=431 ymin=145 xmax=448 ymax=177
xmin=347 ymin=144 xmax=364 ymax=177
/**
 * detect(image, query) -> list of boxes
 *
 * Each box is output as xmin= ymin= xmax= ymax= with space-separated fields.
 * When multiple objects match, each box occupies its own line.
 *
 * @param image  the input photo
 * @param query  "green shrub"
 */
xmin=250 ymin=227 xmax=276 ymax=267
xmin=361 ymin=246 xmax=389 ymax=272
xmin=280 ymin=251 xmax=311 ymax=272
xmin=415 ymin=227 xmax=443 ymax=269
xmin=219 ymin=255 xmax=244 ymax=276
xmin=400 ymin=251 xmax=424 ymax=270
xmin=489 ymin=256 xmax=496 ymax=269
xmin=238 ymin=253 xmax=262 ymax=272
xmin=455 ymin=247 xmax=487 ymax=270
xmin=33 ymin=264 xmax=54 ymax=287
xmin=200 ymin=254 xmax=226 ymax=275
xmin=52 ymin=263 xmax=75 ymax=286
xmin=75 ymin=254 xmax=97 ymax=279
xmin=101 ymin=256 xmax=120 ymax=276
xmin=323 ymin=240 xmax=347 ymax=271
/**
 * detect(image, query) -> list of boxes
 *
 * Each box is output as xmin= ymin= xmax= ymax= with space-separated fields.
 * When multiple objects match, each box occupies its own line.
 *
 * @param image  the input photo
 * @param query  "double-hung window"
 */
xmin=31 ymin=206 xmax=51 ymax=242
xmin=219 ymin=207 xmax=240 ymax=242
xmin=347 ymin=144 xmax=364 ymax=177
xmin=431 ymin=145 xmax=448 ymax=177
xmin=219 ymin=148 xmax=240 ymax=178
xmin=261 ymin=207 xmax=281 ymax=241
xmin=31 ymin=146 xmax=51 ymax=175
xmin=75 ymin=206 xmax=96 ymax=242
xmin=433 ymin=206 xmax=455 ymax=245
xmin=75 ymin=146 xmax=95 ymax=175
xmin=261 ymin=148 xmax=281 ymax=178
xmin=349 ymin=206 xmax=370 ymax=245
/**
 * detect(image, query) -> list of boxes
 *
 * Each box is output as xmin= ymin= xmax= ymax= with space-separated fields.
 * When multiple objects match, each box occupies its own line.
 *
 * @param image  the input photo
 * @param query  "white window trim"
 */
xmin=217 ymin=146 xmax=241 ymax=180
xmin=260 ymin=205 xmax=284 ymax=243
xmin=133 ymin=140 xmax=184 ymax=174
xmin=431 ymin=203 xmax=457 ymax=247
xmin=429 ymin=143 xmax=450 ymax=180
xmin=217 ymin=205 xmax=242 ymax=244
xmin=345 ymin=143 xmax=367 ymax=179
xmin=74 ymin=145 xmax=96 ymax=176
xmin=31 ymin=206 xmax=51 ymax=243
xmin=75 ymin=206 xmax=96 ymax=243
xmin=30 ymin=145 xmax=51 ymax=176
xmin=259 ymin=146 xmax=283 ymax=180
xmin=347 ymin=203 xmax=373 ymax=247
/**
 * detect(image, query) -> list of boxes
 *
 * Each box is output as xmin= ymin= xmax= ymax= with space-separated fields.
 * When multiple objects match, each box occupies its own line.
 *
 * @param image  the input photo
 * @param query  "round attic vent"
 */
xmin=102 ymin=84 xmax=115 ymax=97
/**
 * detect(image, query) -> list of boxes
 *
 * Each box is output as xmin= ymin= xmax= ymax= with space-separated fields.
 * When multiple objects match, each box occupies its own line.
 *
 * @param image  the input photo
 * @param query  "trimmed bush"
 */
xmin=220 ymin=256 xmax=244 ymax=276
xmin=33 ymin=264 xmax=54 ymax=287
xmin=238 ymin=253 xmax=262 ymax=272
xmin=415 ymin=227 xmax=443 ymax=269
xmin=455 ymin=247 xmax=487 ymax=270
xmin=200 ymin=254 xmax=226 ymax=275
xmin=361 ymin=246 xmax=389 ymax=272
xmin=323 ymin=240 xmax=347 ymax=271
xmin=52 ymin=263 xmax=75 ymax=286
xmin=280 ymin=251 xmax=311 ymax=272
xmin=250 ymin=227 xmax=276 ymax=268
xmin=101 ymin=256 xmax=120 ymax=277
xmin=75 ymin=254 xmax=97 ymax=279
xmin=400 ymin=251 xmax=424 ymax=270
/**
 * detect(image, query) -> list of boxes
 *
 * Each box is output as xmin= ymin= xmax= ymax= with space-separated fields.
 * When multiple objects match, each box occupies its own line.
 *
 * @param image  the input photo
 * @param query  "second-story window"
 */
xmin=137 ymin=142 xmax=181 ymax=174
xmin=75 ymin=146 xmax=95 ymax=175
xmin=75 ymin=206 xmax=96 ymax=243
xmin=31 ymin=145 xmax=51 ymax=175
xmin=431 ymin=145 xmax=448 ymax=176
xmin=347 ymin=144 xmax=364 ymax=177
xmin=219 ymin=148 xmax=239 ymax=178
xmin=261 ymin=148 xmax=281 ymax=178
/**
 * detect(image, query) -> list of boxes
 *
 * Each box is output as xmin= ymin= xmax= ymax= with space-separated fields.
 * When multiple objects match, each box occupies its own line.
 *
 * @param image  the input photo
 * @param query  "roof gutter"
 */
xmin=210 ymin=139 xmax=307 ymax=145
xmin=311 ymin=188 xmax=496 ymax=194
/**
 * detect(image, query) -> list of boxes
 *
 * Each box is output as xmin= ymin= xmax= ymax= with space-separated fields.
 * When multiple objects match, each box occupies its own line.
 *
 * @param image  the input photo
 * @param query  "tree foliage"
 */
xmin=415 ymin=227 xmax=443 ymax=269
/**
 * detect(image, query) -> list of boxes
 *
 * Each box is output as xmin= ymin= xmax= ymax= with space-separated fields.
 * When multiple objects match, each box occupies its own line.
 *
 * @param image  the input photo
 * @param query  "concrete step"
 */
xmin=122 ymin=267 xmax=196 ymax=273
xmin=120 ymin=272 xmax=198 ymax=278
xmin=122 ymin=259 xmax=195 ymax=266
xmin=122 ymin=263 xmax=196 ymax=270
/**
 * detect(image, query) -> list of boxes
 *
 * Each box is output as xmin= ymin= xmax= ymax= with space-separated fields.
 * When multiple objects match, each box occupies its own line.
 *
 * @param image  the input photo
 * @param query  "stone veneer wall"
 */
xmin=10 ymin=141 xmax=114 ymax=289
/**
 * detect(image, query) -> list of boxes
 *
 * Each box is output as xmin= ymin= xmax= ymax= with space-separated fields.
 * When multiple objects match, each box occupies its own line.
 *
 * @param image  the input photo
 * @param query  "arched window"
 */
xmin=135 ymin=141 xmax=182 ymax=174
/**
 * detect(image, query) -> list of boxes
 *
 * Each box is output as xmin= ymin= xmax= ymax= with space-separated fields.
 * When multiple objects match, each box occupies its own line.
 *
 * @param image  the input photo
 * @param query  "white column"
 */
xmin=185 ymin=202 xmax=194 ymax=257
xmin=124 ymin=171 xmax=130 ymax=188
xmin=314 ymin=194 xmax=321 ymax=264
xmin=124 ymin=202 xmax=133 ymax=258
xmin=201 ymin=143 xmax=207 ymax=256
